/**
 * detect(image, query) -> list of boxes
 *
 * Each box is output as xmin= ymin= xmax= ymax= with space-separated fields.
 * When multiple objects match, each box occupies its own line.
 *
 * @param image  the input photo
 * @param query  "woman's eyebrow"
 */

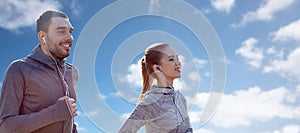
xmin=168 ymin=55 xmax=178 ymax=58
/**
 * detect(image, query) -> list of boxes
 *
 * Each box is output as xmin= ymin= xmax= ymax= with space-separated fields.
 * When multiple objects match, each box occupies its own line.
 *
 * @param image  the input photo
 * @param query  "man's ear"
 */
xmin=38 ymin=31 xmax=46 ymax=44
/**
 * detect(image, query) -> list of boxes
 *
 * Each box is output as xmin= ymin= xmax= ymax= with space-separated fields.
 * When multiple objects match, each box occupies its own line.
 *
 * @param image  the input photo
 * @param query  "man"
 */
xmin=0 ymin=10 xmax=78 ymax=133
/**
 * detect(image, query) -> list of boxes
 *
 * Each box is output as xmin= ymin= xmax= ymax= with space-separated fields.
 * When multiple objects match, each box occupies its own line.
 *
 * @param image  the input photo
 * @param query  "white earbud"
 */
xmin=42 ymin=37 xmax=46 ymax=43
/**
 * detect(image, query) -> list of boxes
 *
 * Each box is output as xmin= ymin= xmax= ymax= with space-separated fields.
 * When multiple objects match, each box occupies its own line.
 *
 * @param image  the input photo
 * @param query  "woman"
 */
xmin=119 ymin=43 xmax=193 ymax=133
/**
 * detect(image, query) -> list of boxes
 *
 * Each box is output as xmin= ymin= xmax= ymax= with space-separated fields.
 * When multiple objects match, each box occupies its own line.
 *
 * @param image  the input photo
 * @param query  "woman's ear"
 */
xmin=153 ymin=64 xmax=162 ymax=72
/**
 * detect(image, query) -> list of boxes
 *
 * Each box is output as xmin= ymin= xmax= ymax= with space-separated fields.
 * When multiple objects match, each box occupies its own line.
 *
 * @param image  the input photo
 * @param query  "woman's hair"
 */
xmin=138 ymin=43 xmax=170 ymax=102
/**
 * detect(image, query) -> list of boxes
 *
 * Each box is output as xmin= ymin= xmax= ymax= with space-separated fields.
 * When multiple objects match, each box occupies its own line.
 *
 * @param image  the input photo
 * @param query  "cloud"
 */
xmin=74 ymin=122 xmax=87 ymax=132
xmin=68 ymin=0 xmax=82 ymax=16
xmin=148 ymin=0 xmax=161 ymax=13
xmin=0 ymin=0 xmax=62 ymax=33
xmin=193 ymin=128 xmax=216 ymax=133
xmin=0 ymin=81 xmax=2 ymax=88
xmin=279 ymin=124 xmax=300 ymax=133
xmin=271 ymin=19 xmax=300 ymax=42
xmin=263 ymin=47 xmax=300 ymax=81
xmin=193 ymin=58 xmax=208 ymax=69
xmin=187 ymin=86 xmax=300 ymax=128
xmin=188 ymin=72 xmax=200 ymax=81
xmin=236 ymin=37 xmax=264 ymax=68
xmin=263 ymin=124 xmax=300 ymax=133
xmin=266 ymin=46 xmax=277 ymax=55
xmin=120 ymin=59 xmax=142 ymax=88
xmin=86 ymin=109 xmax=100 ymax=117
xmin=210 ymin=0 xmax=235 ymax=14
xmin=97 ymin=93 xmax=107 ymax=100
xmin=232 ymin=0 xmax=295 ymax=27
xmin=120 ymin=113 xmax=131 ymax=119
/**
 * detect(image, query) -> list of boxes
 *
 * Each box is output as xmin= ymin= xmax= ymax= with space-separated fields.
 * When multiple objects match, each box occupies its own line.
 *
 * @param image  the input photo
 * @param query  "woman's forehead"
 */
xmin=161 ymin=46 xmax=177 ymax=56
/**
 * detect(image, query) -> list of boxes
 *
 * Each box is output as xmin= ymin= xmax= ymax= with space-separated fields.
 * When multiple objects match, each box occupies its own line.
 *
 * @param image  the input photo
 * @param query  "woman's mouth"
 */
xmin=175 ymin=67 xmax=181 ymax=72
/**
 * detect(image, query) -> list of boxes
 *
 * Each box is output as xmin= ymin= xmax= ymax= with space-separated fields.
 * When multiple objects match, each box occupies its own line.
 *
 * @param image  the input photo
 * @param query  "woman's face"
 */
xmin=158 ymin=46 xmax=181 ymax=82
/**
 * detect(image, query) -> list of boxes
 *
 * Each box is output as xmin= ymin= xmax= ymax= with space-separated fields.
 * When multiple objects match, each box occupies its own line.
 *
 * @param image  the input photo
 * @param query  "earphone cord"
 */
xmin=45 ymin=44 xmax=69 ymax=97
xmin=45 ymin=43 xmax=74 ymax=132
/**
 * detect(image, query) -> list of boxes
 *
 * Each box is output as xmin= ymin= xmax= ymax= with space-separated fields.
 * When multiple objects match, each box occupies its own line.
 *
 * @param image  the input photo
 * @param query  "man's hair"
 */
xmin=36 ymin=10 xmax=69 ymax=33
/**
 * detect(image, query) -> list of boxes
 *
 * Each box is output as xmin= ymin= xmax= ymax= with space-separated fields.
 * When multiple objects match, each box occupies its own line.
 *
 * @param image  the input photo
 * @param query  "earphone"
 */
xmin=42 ymin=37 xmax=46 ymax=43
xmin=156 ymin=67 xmax=161 ymax=71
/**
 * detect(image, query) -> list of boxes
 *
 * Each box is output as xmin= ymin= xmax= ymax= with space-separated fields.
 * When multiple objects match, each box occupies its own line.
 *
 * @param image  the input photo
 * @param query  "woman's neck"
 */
xmin=167 ymin=78 xmax=174 ymax=88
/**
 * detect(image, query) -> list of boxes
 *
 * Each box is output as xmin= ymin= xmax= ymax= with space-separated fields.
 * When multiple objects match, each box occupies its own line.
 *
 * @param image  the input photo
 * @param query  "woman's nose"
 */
xmin=175 ymin=59 xmax=181 ymax=65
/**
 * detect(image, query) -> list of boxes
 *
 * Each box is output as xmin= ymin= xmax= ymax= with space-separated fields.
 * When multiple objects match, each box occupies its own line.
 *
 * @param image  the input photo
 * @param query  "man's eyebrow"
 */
xmin=56 ymin=26 xmax=74 ymax=31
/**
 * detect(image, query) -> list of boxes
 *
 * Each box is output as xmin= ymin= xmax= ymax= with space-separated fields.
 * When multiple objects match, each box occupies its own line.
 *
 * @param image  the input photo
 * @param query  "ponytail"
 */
xmin=137 ymin=58 xmax=150 ymax=103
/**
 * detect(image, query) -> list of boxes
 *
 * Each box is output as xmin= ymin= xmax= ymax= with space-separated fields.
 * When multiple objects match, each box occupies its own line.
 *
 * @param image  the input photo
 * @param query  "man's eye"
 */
xmin=57 ymin=30 xmax=65 ymax=33
xmin=169 ymin=58 xmax=174 ymax=61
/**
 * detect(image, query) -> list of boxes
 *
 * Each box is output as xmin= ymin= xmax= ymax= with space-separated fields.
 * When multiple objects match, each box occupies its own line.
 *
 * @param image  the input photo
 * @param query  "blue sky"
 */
xmin=1 ymin=0 xmax=300 ymax=133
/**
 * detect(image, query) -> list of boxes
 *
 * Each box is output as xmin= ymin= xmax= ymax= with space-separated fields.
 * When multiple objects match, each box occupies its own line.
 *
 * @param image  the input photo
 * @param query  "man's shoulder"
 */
xmin=5 ymin=58 xmax=32 ymax=75
xmin=8 ymin=58 xmax=28 ymax=68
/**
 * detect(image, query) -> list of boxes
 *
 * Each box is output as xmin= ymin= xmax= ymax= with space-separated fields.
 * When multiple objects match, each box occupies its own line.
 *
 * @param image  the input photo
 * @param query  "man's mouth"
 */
xmin=61 ymin=43 xmax=72 ymax=49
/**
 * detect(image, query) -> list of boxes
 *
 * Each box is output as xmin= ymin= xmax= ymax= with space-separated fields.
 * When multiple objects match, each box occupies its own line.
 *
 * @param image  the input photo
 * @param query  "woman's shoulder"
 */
xmin=138 ymin=86 xmax=173 ymax=105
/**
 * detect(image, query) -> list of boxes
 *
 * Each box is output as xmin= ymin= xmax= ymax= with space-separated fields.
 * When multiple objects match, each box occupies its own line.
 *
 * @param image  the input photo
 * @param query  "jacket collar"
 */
xmin=145 ymin=86 xmax=174 ymax=95
xmin=27 ymin=45 xmax=65 ymax=70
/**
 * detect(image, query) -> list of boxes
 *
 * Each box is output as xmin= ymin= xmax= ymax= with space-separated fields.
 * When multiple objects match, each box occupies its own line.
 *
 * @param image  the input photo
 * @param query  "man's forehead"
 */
xmin=49 ymin=17 xmax=73 ymax=29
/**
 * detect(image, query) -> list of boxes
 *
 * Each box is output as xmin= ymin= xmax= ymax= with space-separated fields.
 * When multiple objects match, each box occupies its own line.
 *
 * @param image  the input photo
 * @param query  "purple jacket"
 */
xmin=0 ymin=45 xmax=78 ymax=133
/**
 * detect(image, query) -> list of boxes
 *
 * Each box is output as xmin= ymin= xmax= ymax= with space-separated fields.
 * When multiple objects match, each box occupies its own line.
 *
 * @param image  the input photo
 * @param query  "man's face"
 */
xmin=45 ymin=17 xmax=73 ymax=59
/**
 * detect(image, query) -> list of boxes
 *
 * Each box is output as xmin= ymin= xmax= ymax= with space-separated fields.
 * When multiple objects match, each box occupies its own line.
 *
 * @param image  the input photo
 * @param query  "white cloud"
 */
xmin=211 ymin=0 xmax=235 ymax=14
xmin=188 ymin=86 xmax=300 ymax=128
xmin=97 ymin=93 xmax=107 ymax=100
xmin=232 ymin=0 xmax=295 ymax=27
xmin=86 ymin=109 xmax=100 ymax=117
xmin=188 ymin=72 xmax=200 ymax=81
xmin=74 ymin=122 xmax=87 ymax=132
xmin=68 ymin=0 xmax=82 ymax=16
xmin=272 ymin=19 xmax=300 ymax=42
xmin=119 ymin=113 xmax=131 ymax=123
xmin=265 ymin=124 xmax=300 ymax=133
xmin=0 ymin=0 xmax=62 ymax=33
xmin=120 ymin=113 xmax=131 ymax=119
xmin=148 ymin=0 xmax=160 ymax=13
xmin=193 ymin=128 xmax=216 ymax=133
xmin=120 ymin=60 xmax=142 ymax=88
xmin=266 ymin=46 xmax=277 ymax=55
xmin=173 ymin=78 xmax=188 ymax=91
xmin=263 ymin=47 xmax=300 ymax=81
xmin=280 ymin=124 xmax=300 ymax=133
xmin=236 ymin=37 xmax=264 ymax=68
xmin=193 ymin=58 xmax=207 ymax=69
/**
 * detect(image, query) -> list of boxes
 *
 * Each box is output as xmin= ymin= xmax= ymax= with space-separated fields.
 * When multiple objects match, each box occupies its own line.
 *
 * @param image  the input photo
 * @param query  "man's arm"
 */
xmin=0 ymin=62 xmax=72 ymax=133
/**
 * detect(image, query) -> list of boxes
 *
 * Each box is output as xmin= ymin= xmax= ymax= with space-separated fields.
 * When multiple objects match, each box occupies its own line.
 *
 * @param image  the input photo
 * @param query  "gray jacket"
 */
xmin=0 ymin=45 xmax=78 ymax=133
xmin=119 ymin=86 xmax=192 ymax=133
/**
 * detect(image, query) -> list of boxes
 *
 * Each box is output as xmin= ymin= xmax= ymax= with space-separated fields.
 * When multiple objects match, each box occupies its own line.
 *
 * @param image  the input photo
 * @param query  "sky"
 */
xmin=0 ymin=0 xmax=300 ymax=133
